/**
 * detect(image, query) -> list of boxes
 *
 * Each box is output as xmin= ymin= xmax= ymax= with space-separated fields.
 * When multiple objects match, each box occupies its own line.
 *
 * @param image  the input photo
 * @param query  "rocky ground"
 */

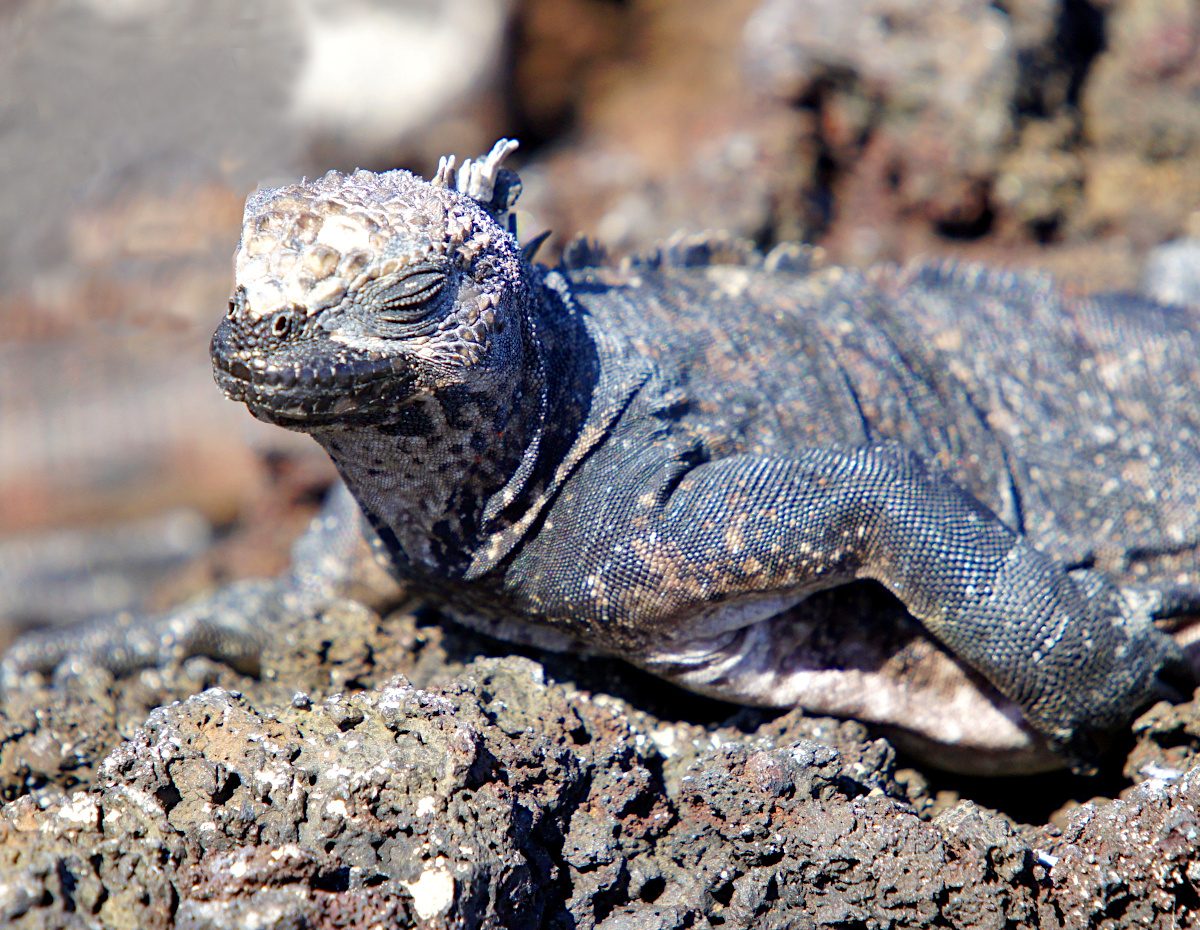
xmin=3 ymin=591 xmax=1200 ymax=928
xmin=6 ymin=0 xmax=1200 ymax=927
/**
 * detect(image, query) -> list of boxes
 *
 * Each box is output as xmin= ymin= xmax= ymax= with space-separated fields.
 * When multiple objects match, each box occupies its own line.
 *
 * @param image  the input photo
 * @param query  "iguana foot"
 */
xmin=1 ymin=482 xmax=401 ymax=693
xmin=0 ymin=580 xmax=277 ymax=690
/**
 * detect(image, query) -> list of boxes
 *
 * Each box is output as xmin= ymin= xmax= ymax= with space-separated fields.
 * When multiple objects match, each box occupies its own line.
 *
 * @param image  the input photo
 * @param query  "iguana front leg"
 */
xmin=1 ymin=484 xmax=395 ymax=688
xmin=546 ymin=441 xmax=1191 ymax=768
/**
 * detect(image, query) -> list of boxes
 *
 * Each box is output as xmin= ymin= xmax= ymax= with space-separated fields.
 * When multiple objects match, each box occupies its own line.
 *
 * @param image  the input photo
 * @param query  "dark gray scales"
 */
xmin=483 ymin=257 xmax=1200 ymax=770
xmin=8 ymin=141 xmax=1199 ymax=775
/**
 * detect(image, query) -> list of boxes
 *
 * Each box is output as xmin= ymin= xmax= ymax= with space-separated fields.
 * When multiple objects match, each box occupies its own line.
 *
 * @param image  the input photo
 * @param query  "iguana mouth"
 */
xmin=210 ymin=319 xmax=415 ymax=426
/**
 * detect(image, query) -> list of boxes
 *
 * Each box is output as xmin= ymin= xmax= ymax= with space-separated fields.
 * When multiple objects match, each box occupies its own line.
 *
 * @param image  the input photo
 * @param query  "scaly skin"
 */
xmin=200 ymin=140 xmax=1198 ymax=774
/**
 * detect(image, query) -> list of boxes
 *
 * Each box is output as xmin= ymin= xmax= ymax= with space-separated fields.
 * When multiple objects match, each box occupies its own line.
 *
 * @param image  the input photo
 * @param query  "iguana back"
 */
xmin=564 ymin=258 xmax=1200 ymax=581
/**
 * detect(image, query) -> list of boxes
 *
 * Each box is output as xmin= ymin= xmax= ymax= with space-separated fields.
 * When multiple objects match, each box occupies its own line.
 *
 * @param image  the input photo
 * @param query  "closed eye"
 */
xmin=377 ymin=264 xmax=447 ymax=322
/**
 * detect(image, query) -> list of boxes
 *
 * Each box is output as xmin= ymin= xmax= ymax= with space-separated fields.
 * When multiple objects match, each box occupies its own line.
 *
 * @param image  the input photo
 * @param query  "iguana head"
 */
xmin=212 ymin=139 xmax=527 ymax=428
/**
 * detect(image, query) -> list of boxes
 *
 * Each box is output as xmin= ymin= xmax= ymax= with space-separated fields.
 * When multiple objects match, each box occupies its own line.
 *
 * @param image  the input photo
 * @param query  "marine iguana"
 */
xmin=10 ymin=141 xmax=1200 ymax=774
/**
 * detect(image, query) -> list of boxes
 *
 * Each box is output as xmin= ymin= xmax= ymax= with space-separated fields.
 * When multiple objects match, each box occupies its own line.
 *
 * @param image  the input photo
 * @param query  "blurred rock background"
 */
xmin=3 ymin=0 xmax=1200 ymax=640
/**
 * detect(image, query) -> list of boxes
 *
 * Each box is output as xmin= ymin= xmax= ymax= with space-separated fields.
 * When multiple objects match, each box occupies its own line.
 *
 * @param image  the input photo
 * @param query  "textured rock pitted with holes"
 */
xmin=211 ymin=140 xmax=1200 ymax=774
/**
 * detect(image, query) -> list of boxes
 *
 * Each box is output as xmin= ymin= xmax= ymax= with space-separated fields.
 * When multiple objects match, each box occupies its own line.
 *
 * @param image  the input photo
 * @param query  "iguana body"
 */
xmin=201 ymin=141 xmax=1196 ymax=773
xmin=8 ymin=142 xmax=1196 ymax=775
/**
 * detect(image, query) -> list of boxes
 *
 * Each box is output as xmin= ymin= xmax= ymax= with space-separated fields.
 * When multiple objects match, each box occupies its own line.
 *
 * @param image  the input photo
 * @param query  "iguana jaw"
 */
xmin=211 ymin=319 xmax=419 ymax=427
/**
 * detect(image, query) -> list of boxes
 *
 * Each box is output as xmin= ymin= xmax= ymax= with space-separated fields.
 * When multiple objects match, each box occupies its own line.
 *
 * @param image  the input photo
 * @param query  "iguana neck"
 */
xmin=307 ymin=288 xmax=558 ymax=580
